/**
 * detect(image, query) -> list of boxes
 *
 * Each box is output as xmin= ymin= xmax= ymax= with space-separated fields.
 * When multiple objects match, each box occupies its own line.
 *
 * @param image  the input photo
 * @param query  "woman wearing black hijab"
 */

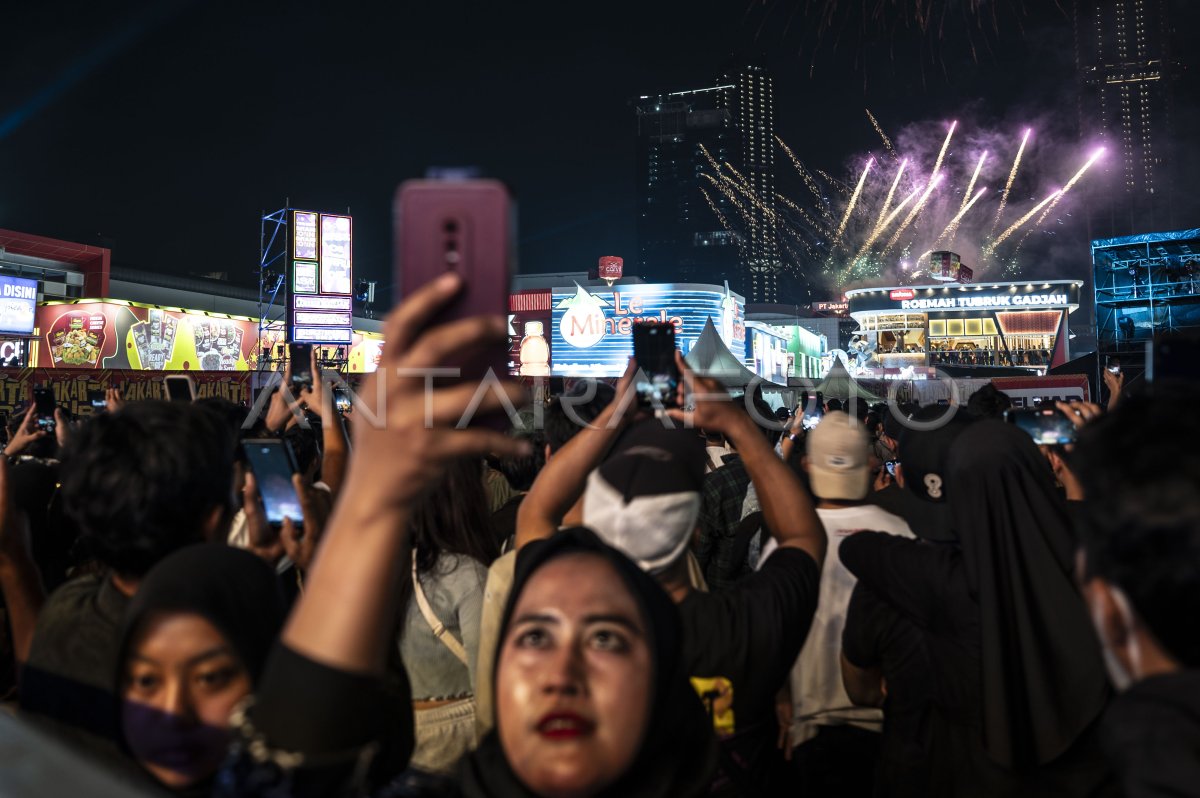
xmin=116 ymin=544 xmax=285 ymax=795
xmin=839 ymin=421 xmax=1115 ymax=796
xmin=453 ymin=527 xmax=717 ymax=798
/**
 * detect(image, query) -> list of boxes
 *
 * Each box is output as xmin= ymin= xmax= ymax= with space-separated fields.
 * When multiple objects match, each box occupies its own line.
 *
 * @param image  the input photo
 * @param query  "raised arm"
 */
xmin=280 ymin=273 xmax=528 ymax=675
xmin=669 ymin=352 xmax=826 ymax=568
xmin=0 ymin=458 xmax=45 ymax=663
xmin=514 ymin=359 xmax=637 ymax=549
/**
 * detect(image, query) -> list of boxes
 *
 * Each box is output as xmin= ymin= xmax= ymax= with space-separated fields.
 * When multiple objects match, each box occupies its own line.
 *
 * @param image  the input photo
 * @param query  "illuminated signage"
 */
xmin=320 ymin=215 xmax=353 ymax=295
xmin=813 ymin=301 xmax=849 ymax=314
xmin=294 ymin=311 xmax=352 ymax=327
xmin=899 ymin=293 xmax=1068 ymax=311
xmin=889 ymin=289 xmax=915 ymax=301
xmin=295 ymin=295 xmax=352 ymax=310
xmin=0 ymin=275 xmax=38 ymax=335
xmin=294 ymin=262 xmax=318 ymax=294
xmin=294 ymin=212 xmax=319 ymax=260
xmin=290 ymin=210 xmax=354 ymax=344
xmin=746 ymin=322 xmax=789 ymax=384
xmin=293 ymin=326 xmax=352 ymax=344
xmin=550 ymin=283 xmax=745 ymax=377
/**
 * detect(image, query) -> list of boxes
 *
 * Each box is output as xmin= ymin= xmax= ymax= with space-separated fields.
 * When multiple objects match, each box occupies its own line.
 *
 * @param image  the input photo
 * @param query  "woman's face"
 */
xmin=121 ymin=612 xmax=252 ymax=789
xmin=496 ymin=553 xmax=653 ymax=798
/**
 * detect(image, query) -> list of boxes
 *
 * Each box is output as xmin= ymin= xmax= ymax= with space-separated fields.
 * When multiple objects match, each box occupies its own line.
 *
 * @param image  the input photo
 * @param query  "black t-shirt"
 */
xmin=1101 ymin=670 xmax=1200 ymax=798
xmin=842 ymin=581 xmax=935 ymax=798
xmin=679 ymin=546 xmax=820 ymax=795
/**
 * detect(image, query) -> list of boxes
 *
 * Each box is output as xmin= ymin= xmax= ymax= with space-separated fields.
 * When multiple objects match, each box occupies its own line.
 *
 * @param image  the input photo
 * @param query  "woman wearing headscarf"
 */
xmin=839 ymin=421 xmax=1115 ymax=797
xmin=116 ymin=544 xmax=285 ymax=795
xmin=453 ymin=527 xmax=717 ymax=798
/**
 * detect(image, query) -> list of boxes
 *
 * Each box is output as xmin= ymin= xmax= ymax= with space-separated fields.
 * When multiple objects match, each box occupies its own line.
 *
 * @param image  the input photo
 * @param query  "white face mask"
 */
xmin=1090 ymin=582 xmax=1142 ymax=692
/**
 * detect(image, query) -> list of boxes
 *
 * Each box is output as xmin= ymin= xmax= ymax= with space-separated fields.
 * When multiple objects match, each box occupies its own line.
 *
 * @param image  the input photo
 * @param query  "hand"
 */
xmin=105 ymin=387 xmax=124 ymax=413
xmin=775 ymin=690 xmax=794 ymax=761
xmin=265 ymin=367 xmax=305 ymax=433
xmin=4 ymin=406 xmax=48 ymax=457
xmin=0 ymin=457 xmax=31 ymax=563
xmin=873 ymin=468 xmax=892 ymax=492
xmin=1102 ymin=368 xmax=1125 ymax=397
xmin=53 ymin=408 xmax=71 ymax=448
xmin=666 ymin=351 xmax=751 ymax=435
xmin=241 ymin=473 xmax=285 ymax=564
xmin=280 ymin=474 xmax=331 ymax=573
xmin=299 ymin=347 xmax=332 ymax=422
xmin=1055 ymin=401 xmax=1103 ymax=429
xmin=346 ymin=272 xmax=529 ymax=512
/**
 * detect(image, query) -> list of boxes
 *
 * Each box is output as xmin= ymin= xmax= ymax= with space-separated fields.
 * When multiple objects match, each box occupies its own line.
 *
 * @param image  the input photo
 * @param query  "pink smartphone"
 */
xmin=394 ymin=179 xmax=513 ymax=382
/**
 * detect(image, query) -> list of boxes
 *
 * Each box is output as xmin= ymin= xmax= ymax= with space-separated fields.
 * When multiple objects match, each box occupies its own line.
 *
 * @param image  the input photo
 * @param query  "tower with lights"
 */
xmin=1075 ymin=0 xmax=1181 ymax=235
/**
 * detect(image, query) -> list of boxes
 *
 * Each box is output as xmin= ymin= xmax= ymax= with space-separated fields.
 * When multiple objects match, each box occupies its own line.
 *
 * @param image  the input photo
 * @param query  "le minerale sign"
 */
xmin=899 ymin=293 xmax=1068 ymax=311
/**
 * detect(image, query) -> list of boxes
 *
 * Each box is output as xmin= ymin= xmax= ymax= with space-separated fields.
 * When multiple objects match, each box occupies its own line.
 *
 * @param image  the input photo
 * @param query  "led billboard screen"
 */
xmin=549 ymin=283 xmax=745 ymax=377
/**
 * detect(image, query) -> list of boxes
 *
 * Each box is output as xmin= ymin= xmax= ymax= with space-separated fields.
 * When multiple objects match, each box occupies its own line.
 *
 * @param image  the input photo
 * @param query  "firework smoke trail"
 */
xmin=816 ymin=168 xmax=851 ymax=196
xmin=929 ymin=121 xmax=958 ymax=183
xmin=697 ymin=143 xmax=722 ymax=172
xmin=702 ymin=173 xmax=753 ymax=222
xmin=833 ymin=158 xmax=874 ymax=245
xmin=934 ymin=187 xmax=988 ymax=246
xmin=880 ymin=122 xmax=956 ymax=255
xmin=723 ymin=162 xmax=752 ymax=191
xmin=865 ymin=108 xmax=898 ymax=159
xmin=883 ymin=173 xmax=945 ymax=254
xmin=777 ymin=193 xmax=833 ymax=237
xmin=776 ymin=135 xmax=831 ymax=216
xmin=1011 ymin=147 xmax=1106 ymax=254
xmin=959 ymin=152 xmax=988 ymax=215
xmin=873 ymin=159 xmax=908 ymax=234
xmin=989 ymin=128 xmax=1031 ymax=237
xmin=844 ymin=182 xmax=926 ymax=279
xmin=986 ymin=188 xmax=1062 ymax=251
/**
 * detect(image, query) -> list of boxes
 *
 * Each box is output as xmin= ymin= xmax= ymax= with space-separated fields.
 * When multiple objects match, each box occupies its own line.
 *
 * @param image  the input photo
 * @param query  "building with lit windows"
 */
xmin=1075 ymin=0 xmax=1181 ymax=235
xmin=635 ymin=62 xmax=788 ymax=305
xmin=635 ymin=86 xmax=741 ymax=292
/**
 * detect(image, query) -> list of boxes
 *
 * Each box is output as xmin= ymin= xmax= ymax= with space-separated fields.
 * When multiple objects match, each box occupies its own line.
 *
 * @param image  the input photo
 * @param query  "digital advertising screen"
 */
xmin=320 ymin=215 xmax=353 ymax=295
xmin=289 ymin=210 xmax=354 ymax=344
xmin=0 ymin=275 xmax=39 ymax=335
xmin=549 ymin=282 xmax=746 ymax=377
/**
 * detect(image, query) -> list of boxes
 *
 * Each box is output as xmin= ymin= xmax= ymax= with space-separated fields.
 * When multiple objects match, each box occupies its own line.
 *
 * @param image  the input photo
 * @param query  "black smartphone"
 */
xmin=332 ymin=386 xmax=352 ymax=414
xmin=164 ymin=375 xmax=196 ymax=402
xmin=884 ymin=459 xmax=899 ymax=477
xmin=289 ymin=343 xmax=313 ymax=390
xmin=33 ymin=387 xmax=56 ymax=431
xmin=87 ymin=389 xmax=107 ymax=411
xmin=632 ymin=321 xmax=680 ymax=407
xmin=1004 ymin=407 xmax=1076 ymax=446
xmin=241 ymin=438 xmax=304 ymax=527
xmin=1105 ymin=356 xmax=1121 ymax=376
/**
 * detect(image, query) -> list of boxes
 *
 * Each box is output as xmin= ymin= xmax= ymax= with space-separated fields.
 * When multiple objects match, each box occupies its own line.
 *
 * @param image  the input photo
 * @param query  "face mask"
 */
xmin=1091 ymin=582 xmax=1142 ymax=691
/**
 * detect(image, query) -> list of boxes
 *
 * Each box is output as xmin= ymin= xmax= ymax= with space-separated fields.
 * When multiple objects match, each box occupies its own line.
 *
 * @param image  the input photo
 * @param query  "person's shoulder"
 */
xmin=39 ymin=571 xmax=107 ymax=617
xmin=435 ymin=553 xmax=490 ymax=586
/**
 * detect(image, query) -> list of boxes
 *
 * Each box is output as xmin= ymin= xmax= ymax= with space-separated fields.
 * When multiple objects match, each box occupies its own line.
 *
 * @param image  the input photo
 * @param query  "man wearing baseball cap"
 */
xmin=517 ymin=355 xmax=828 ymax=797
xmin=763 ymin=411 xmax=914 ymax=796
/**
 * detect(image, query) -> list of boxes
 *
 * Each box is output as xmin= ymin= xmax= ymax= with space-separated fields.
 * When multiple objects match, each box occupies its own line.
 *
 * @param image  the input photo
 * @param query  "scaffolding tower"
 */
xmin=1092 ymin=228 xmax=1200 ymax=377
xmin=257 ymin=207 xmax=290 ymax=372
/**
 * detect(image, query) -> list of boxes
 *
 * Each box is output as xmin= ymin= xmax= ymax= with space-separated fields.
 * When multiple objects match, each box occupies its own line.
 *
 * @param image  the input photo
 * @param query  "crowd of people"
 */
xmin=927 ymin=346 xmax=1053 ymax=368
xmin=0 ymin=271 xmax=1196 ymax=797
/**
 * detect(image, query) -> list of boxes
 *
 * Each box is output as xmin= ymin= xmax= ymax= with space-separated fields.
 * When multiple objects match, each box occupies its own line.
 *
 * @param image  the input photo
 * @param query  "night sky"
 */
xmin=2 ymin=1 xmax=1197 ymax=305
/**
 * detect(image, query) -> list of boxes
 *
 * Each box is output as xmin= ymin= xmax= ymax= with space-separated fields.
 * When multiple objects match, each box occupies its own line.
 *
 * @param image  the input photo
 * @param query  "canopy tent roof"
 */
xmin=816 ymin=358 xmax=885 ymax=402
xmin=684 ymin=318 xmax=777 ymax=388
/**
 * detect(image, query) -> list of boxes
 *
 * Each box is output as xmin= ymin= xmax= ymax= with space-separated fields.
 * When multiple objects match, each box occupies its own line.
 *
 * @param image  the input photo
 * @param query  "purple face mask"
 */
xmin=121 ymin=699 xmax=232 ymax=786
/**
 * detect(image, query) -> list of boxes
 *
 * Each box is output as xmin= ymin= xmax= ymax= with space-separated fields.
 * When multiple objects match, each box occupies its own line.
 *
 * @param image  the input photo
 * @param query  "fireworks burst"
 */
xmin=990 ymin=128 xmax=1031 ymax=236
xmin=701 ymin=112 xmax=1102 ymax=289
xmin=866 ymin=109 xmax=898 ymax=159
